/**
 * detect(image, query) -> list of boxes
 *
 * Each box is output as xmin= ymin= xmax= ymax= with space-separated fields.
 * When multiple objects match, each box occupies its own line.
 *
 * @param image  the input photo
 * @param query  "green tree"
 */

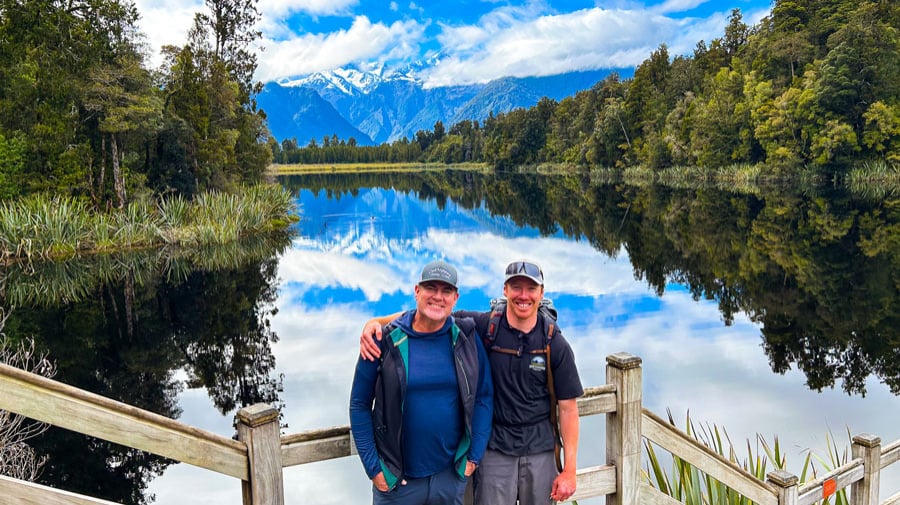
xmin=0 ymin=0 xmax=147 ymax=199
xmin=159 ymin=0 xmax=270 ymax=194
xmin=862 ymin=102 xmax=900 ymax=162
xmin=84 ymin=52 xmax=163 ymax=207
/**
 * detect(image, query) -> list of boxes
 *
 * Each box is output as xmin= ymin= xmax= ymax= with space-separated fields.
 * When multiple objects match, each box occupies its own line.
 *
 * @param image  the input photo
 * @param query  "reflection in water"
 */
xmin=0 ymin=234 xmax=292 ymax=504
xmin=5 ymin=171 xmax=900 ymax=503
xmin=282 ymin=171 xmax=900 ymax=395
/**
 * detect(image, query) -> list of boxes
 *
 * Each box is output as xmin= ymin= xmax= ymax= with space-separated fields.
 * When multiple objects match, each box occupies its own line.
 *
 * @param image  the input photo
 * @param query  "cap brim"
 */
xmin=418 ymin=279 xmax=458 ymax=289
xmin=504 ymin=274 xmax=543 ymax=285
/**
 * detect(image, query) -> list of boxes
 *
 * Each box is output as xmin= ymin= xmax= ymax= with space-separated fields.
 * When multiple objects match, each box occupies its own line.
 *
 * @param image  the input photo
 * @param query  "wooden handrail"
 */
xmin=280 ymin=385 xmax=618 ymax=468
xmin=796 ymin=459 xmax=863 ymax=505
xmin=0 ymin=362 xmax=248 ymax=480
xmin=0 ymin=475 xmax=120 ymax=505
xmin=881 ymin=438 xmax=900 ymax=469
xmin=3 ymin=354 xmax=899 ymax=505
xmin=641 ymin=408 xmax=779 ymax=505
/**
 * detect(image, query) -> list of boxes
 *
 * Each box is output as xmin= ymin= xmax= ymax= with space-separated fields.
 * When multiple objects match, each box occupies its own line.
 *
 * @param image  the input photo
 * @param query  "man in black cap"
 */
xmin=360 ymin=259 xmax=583 ymax=505
xmin=350 ymin=260 xmax=494 ymax=505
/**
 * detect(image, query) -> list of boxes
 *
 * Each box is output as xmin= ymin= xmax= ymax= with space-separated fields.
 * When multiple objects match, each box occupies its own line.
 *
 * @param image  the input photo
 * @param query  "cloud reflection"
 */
xmin=149 ymin=187 xmax=900 ymax=504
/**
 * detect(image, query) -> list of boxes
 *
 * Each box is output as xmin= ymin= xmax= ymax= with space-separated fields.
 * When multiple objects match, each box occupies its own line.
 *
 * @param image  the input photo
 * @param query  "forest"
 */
xmin=275 ymin=0 xmax=900 ymax=177
xmin=0 ymin=0 xmax=272 ymax=207
xmin=2 ymin=0 xmax=899 ymax=206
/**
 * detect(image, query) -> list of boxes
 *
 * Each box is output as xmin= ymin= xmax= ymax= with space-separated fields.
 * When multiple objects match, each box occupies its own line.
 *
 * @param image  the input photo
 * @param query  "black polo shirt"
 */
xmin=455 ymin=309 xmax=584 ymax=456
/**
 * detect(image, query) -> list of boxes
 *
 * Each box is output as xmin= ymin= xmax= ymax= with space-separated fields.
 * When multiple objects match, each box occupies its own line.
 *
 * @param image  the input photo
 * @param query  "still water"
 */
xmin=5 ymin=170 xmax=900 ymax=503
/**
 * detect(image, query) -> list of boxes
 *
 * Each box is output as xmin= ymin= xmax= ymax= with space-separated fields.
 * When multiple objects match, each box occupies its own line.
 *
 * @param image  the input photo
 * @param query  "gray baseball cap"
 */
xmin=419 ymin=260 xmax=458 ymax=288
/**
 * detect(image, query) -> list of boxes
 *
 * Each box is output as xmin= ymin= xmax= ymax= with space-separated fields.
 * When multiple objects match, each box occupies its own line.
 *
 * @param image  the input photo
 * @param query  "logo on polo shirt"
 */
xmin=529 ymin=355 xmax=546 ymax=372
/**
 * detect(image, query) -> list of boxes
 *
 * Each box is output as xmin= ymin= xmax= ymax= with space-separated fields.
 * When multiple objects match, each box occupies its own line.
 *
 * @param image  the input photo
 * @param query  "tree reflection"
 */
xmin=282 ymin=170 xmax=900 ymax=396
xmin=0 ymin=233 xmax=290 ymax=504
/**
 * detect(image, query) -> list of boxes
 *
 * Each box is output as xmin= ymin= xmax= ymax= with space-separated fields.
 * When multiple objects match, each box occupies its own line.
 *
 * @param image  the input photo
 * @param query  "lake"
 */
xmin=3 ymin=169 xmax=899 ymax=503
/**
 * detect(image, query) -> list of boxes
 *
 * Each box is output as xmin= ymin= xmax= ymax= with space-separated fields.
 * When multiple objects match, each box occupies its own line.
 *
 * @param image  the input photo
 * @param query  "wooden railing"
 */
xmin=0 ymin=353 xmax=897 ymax=505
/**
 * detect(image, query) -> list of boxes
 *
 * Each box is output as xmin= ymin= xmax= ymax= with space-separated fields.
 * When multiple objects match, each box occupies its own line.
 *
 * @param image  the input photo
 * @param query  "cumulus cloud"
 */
xmin=134 ymin=0 xmax=772 ymax=90
xmin=423 ymin=6 xmax=721 ymax=87
xmin=256 ymin=16 xmax=426 ymax=82
xmin=134 ymin=0 xmax=202 ymax=67
xmin=134 ymin=0 xmax=362 ymax=68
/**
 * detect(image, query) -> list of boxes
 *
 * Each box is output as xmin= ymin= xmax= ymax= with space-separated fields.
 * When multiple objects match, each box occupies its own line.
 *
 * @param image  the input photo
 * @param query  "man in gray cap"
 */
xmin=360 ymin=259 xmax=583 ymax=505
xmin=350 ymin=260 xmax=494 ymax=505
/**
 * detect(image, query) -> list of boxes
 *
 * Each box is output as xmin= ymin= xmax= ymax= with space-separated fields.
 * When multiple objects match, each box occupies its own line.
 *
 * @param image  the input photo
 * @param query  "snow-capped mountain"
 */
xmin=259 ymin=65 xmax=628 ymax=146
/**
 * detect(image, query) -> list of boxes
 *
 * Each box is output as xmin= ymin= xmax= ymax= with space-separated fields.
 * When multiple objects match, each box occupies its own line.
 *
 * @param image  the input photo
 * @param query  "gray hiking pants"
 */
xmin=473 ymin=449 xmax=557 ymax=505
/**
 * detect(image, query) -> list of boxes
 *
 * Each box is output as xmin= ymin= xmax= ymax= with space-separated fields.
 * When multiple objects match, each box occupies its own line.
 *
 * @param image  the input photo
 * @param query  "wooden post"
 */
xmin=851 ymin=433 xmax=881 ymax=505
xmin=606 ymin=352 xmax=642 ymax=505
xmin=767 ymin=470 xmax=798 ymax=505
xmin=236 ymin=404 xmax=285 ymax=505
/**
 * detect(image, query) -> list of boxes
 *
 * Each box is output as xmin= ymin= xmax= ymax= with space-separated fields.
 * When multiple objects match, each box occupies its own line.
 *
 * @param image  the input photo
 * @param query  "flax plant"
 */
xmin=0 ymin=184 xmax=297 ymax=260
xmin=846 ymin=161 xmax=900 ymax=199
xmin=644 ymin=410 xmax=850 ymax=505
xmin=0 ymin=195 xmax=92 ymax=259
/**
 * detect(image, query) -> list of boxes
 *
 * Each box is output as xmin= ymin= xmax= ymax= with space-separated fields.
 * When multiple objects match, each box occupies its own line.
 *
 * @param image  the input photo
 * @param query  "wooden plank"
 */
xmin=642 ymin=409 xmax=778 ymax=505
xmin=797 ymin=462 xmax=863 ymax=505
xmin=237 ymin=405 xmax=284 ymax=505
xmin=0 ymin=475 xmax=119 ymax=505
xmin=565 ymin=465 xmax=617 ymax=502
xmin=851 ymin=435 xmax=881 ymax=505
xmin=880 ymin=439 xmax=900 ymax=469
xmin=641 ymin=481 xmax=686 ymax=505
xmin=606 ymin=353 xmax=642 ymax=505
xmin=282 ymin=433 xmax=354 ymax=467
xmin=0 ymin=363 xmax=247 ymax=480
xmin=883 ymin=490 xmax=900 ymax=505
xmin=578 ymin=386 xmax=617 ymax=416
xmin=281 ymin=387 xmax=615 ymax=468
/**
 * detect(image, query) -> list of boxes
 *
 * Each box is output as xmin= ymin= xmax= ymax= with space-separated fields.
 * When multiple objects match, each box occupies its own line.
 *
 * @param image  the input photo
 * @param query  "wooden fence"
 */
xmin=0 ymin=352 xmax=897 ymax=505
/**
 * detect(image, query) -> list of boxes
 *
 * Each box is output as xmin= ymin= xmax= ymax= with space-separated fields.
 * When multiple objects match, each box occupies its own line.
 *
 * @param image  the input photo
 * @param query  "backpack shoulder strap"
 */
xmin=485 ymin=297 xmax=506 ymax=344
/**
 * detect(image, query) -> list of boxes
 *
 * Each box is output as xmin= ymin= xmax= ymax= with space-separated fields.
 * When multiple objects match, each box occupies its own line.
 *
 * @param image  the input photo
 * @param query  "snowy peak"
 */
xmin=279 ymin=64 xmax=422 ymax=96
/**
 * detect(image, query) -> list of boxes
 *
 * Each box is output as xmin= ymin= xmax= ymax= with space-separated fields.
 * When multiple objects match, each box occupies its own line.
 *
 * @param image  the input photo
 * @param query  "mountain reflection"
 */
xmin=3 ymin=170 xmax=899 ymax=504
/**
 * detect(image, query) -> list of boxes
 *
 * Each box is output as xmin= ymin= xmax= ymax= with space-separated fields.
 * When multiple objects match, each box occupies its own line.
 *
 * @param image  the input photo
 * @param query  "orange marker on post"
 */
xmin=822 ymin=478 xmax=837 ymax=498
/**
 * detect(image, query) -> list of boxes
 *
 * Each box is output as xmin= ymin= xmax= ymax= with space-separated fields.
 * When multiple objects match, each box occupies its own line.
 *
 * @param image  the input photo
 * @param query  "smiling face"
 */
xmin=503 ymin=276 xmax=544 ymax=330
xmin=413 ymin=281 xmax=460 ymax=331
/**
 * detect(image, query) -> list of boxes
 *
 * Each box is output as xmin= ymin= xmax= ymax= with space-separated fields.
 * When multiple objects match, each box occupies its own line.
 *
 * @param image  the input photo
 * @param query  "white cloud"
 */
xmin=134 ymin=0 xmax=202 ymax=67
xmin=134 ymin=0 xmax=771 ymax=86
xmin=652 ymin=0 xmax=708 ymax=15
xmin=256 ymin=16 xmax=426 ymax=82
xmin=424 ymin=6 xmax=722 ymax=86
xmin=259 ymin=0 xmax=358 ymax=18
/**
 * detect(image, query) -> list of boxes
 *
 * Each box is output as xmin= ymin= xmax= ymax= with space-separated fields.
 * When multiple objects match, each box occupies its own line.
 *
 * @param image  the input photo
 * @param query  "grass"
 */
xmin=845 ymin=160 xmax=900 ymax=198
xmin=0 ymin=184 xmax=298 ymax=261
xmin=269 ymin=161 xmax=490 ymax=174
xmin=645 ymin=410 xmax=851 ymax=505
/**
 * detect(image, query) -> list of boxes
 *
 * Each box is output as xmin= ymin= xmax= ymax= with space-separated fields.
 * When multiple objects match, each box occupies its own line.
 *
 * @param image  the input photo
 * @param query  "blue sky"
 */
xmin=135 ymin=0 xmax=772 ymax=86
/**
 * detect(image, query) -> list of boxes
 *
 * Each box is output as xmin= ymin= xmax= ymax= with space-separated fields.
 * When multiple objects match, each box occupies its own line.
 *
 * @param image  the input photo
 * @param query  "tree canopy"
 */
xmin=0 ymin=0 xmax=271 ymax=206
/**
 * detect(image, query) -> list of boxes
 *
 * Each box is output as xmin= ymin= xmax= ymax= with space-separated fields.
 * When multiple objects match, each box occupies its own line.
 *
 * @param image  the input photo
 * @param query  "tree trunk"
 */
xmin=110 ymin=133 xmax=126 ymax=208
xmin=99 ymin=136 xmax=107 ymax=206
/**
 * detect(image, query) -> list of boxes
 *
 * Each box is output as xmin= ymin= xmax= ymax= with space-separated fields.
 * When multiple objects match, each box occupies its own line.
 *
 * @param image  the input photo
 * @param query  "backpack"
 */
xmin=484 ymin=297 xmax=557 ymax=349
xmin=483 ymin=297 xmax=564 ymax=472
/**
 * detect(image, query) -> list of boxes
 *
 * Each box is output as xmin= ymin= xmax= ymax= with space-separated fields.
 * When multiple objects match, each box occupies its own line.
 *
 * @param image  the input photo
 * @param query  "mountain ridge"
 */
xmin=259 ymin=67 xmax=629 ymax=147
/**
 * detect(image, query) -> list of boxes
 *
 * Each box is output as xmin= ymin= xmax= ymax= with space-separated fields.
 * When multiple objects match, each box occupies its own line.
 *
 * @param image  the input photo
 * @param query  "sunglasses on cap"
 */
xmin=504 ymin=261 xmax=544 ymax=283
